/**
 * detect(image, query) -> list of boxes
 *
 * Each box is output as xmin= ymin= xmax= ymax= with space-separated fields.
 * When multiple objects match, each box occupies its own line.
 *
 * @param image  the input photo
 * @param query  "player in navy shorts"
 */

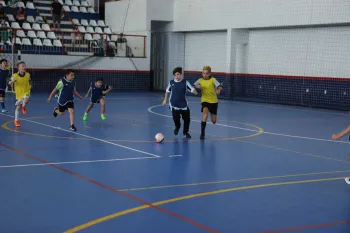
xmin=83 ymin=78 xmax=112 ymax=121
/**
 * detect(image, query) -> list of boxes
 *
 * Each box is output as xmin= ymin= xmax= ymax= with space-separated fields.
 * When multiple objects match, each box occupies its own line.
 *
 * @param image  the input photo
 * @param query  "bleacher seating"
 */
xmin=0 ymin=0 xmax=122 ymax=56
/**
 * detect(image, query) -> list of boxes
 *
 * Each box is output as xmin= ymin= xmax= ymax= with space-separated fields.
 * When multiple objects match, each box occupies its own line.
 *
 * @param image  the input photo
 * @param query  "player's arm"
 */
xmin=186 ymin=81 xmax=197 ymax=95
xmin=194 ymin=80 xmax=201 ymax=89
xmin=73 ymin=84 xmax=84 ymax=101
xmin=85 ymin=87 xmax=91 ymax=98
xmin=102 ymin=85 xmax=113 ymax=94
xmin=48 ymin=80 xmax=62 ymax=102
xmin=8 ymin=76 xmax=15 ymax=85
xmin=28 ymin=75 xmax=32 ymax=89
xmin=162 ymin=83 xmax=171 ymax=106
xmin=214 ymin=79 xmax=223 ymax=94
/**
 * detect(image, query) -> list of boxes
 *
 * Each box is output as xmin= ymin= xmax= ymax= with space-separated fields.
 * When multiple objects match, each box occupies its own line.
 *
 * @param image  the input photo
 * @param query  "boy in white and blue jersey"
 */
xmin=0 ymin=59 xmax=10 ymax=112
xmin=162 ymin=67 xmax=197 ymax=138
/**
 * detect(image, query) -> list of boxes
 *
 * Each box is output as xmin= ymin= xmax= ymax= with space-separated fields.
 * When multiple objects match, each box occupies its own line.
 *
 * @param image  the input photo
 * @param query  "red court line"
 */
xmin=0 ymin=143 xmax=220 ymax=233
xmin=260 ymin=220 xmax=350 ymax=233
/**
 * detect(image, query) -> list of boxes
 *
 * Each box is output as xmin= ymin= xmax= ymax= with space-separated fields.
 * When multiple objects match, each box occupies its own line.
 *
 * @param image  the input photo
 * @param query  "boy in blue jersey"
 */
xmin=0 ymin=59 xmax=10 ymax=112
xmin=47 ymin=69 xmax=84 ymax=131
xmin=83 ymin=77 xmax=112 ymax=121
xmin=162 ymin=67 xmax=197 ymax=138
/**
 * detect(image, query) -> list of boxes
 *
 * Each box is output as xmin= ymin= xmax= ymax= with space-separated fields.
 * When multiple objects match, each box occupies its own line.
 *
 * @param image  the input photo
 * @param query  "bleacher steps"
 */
xmin=67 ymin=51 xmax=93 ymax=56
xmin=47 ymin=20 xmax=72 ymax=25
xmin=36 ymin=6 xmax=51 ymax=10
xmin=34 ymin=1 xmax=51 ymax=4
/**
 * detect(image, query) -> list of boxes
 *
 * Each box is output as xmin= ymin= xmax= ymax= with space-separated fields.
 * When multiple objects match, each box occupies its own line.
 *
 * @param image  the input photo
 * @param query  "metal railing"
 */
xmin=0 ymin=27 xmax=146 ymax=57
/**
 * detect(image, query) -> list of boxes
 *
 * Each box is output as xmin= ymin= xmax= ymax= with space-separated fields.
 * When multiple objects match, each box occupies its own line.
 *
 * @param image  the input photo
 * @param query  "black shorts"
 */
xmin=0 ymin=89 xmax=5 ymax=98
xmin=58 ymin=101 xmax=74 ymax=112
xmin=201 ymin=102 xmax=218 ymax=115
xmin=91 ymin=96 xmax=103 ymax=104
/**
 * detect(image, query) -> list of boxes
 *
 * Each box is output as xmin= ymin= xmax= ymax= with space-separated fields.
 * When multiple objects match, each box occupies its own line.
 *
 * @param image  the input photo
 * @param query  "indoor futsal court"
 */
xmin=1 ymin=92 xmax=350 ymax=233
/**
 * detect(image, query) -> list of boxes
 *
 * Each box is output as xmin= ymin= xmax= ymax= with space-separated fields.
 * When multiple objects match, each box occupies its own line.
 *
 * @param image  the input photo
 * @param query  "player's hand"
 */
xmin=215 ymin=89 xmax=221 ymax=95
xmin=192 ymin=89 xmax=198 ymax=95
xmin=80 ymin=97 xmax=84 ymax=101
xmin=85 ymin=95 xmax=88 ymax=99
xmin=47 ymin=98 xmax=51 ymax=102
xmin=162 ymin=99 xmax=167 ymax=106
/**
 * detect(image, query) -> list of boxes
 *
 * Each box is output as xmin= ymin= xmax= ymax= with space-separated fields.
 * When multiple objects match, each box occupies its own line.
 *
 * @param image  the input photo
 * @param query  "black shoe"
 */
xmin=53 ymin=107 xmax=58 ymax=117
xmin=70 ymin=124 xmax=77 ymax=131
xmin=183 ymin=133 xmax=191 ymax=139
xmin=200 ymin=133 xmax=205 ymax=140
xmin=174 ymin=127 xmax=179 ymax=135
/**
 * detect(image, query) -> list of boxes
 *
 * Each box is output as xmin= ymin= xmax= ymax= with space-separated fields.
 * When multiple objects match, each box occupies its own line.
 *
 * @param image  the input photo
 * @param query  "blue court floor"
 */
xmin=1 ymin=92 xmax=350 ymax=233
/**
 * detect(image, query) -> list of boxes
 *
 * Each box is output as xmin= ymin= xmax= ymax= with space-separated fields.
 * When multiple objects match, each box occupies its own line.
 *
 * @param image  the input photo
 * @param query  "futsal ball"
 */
xmin=155 ymin=133 xmax=164 ymax=143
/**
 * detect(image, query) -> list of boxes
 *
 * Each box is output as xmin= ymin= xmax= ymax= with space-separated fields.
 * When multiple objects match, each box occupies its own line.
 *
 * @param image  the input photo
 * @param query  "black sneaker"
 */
xmin=174 ymin=127 xmax=179 ymax=135
xmin=70 ymin=124 xmax=77 ymax=131
xmin=53 ymin=107 xmax=58 ymax=117
xmin=183 ymin=133 xmax=191 ymax=139
xmin=200 ymin=133 xmax=205 ymax=140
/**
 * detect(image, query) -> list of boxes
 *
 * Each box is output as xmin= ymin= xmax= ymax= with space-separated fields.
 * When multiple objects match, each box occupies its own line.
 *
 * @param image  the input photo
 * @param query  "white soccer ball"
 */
xmin=155 ymin=133 xmax=164 ymax=143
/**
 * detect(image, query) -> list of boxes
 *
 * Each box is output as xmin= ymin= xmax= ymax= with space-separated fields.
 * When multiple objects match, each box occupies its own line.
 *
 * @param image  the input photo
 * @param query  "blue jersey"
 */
xmin=166 ymin=79 xmax=194 ymax=110
xmin=90 ymin=83 xmax=104 ymax=101
xmin=56 ymin=78 xmax=76 ymax=105
xmin=0 ymin=68 xmax=10 ymax=90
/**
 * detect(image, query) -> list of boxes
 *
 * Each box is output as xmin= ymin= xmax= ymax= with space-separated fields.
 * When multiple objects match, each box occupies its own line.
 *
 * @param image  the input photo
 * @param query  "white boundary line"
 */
xmin=148 ymin=105 xmax=350 ymax=144
xmin=0 ymin=113 xmax=161 ymax=158
xmin=0 ymin=156 xmax=160 ymax=168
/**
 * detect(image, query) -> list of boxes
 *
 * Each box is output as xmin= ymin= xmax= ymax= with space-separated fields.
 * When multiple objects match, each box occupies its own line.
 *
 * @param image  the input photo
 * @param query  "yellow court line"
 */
xmin=119 ymin=169 xmax=350 ymax=191
xmin=63 ymin=176 xmax=344 ymax=233
xmin=1 ymin=115 xmax=264 ymax=143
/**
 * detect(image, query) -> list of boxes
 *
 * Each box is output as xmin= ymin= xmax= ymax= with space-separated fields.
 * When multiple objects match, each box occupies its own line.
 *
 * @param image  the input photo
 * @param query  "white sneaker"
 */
xmin=344 ymin=177 xmax=350 ymax=185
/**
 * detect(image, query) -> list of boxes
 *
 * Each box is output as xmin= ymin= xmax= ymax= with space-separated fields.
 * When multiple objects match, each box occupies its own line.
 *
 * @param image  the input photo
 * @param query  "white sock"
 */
xmin=15 ymin=109 xmax=19 ymax=120
xmin=22 ymin=102 xmax=26 ymax=107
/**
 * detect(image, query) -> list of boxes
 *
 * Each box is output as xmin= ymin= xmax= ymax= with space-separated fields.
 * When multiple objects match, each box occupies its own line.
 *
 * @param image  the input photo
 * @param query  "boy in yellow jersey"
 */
xmin=194 ymin=66 xmax=223 ymax=139
xmin=8 ymin=62 xmax=31 ymax=127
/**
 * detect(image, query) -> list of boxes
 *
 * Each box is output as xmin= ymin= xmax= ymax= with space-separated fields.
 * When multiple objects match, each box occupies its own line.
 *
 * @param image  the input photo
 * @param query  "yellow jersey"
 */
xmin=12 ymin=72 xmax=31 ymax=100
xmin=194 ymin=77 xmax=221 ymax=103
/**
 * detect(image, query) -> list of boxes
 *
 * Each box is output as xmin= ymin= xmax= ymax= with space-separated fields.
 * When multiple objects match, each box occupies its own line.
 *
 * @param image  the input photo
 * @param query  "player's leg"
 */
xmin=100 ymin=98 xmax=106 ymax=120
xmin=13 ymin=99 xmax=22 ymax=127
xmin=200 ymin=102 xmax=209 ymax=139
xmin=67 ymin=102 xmax=76 ymax=131
xmin=209 ymin=103 xmax=218 ymax=124
xmin=0 ymin=90 xmax=6 ymax=112
xmin=332 ymin=126 xmax=350 ymax=141
xmin=83 ymin=102 xmax=94 ymax=121
xmin=172 ymin=108 xmax=181 ymax=135
xmin=21 ymin=95 xmax=29 ymax=114
xmin=53 ymin=103 xmax=66 ymax=117
xmin=181 ymin=108 xmax=191 ymax=138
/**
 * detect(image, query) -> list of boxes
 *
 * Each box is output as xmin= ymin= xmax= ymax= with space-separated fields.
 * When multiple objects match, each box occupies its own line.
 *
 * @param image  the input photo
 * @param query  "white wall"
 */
xmin=173 ymin=0 xmax=350 ymax=31
xmin=22 ymin=54 xmax=149 ymax=70
xmin=184 ymin=31 xmax=227 ymax=72
xmin=247 ymin=26 xmax=350 ymax=78
xmin=105 ymin=0 xmax=147 ymax=33
xmin=147 ymin=0 xmax=174 ymax=22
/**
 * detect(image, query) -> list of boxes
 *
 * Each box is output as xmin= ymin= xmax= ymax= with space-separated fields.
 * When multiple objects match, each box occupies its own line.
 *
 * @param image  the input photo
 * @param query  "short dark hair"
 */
xmin=0 ymin=59 xmax=7 ymax=63
xmin=173 ymin=67 xmax=182 ymax=75
xmin=65 ymin=69 xmax=74 ymax=75
xmin=96 ymin=77 xmax=104 ymax=82
xmin=17 ymin=61 xmax=25 ymax=67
